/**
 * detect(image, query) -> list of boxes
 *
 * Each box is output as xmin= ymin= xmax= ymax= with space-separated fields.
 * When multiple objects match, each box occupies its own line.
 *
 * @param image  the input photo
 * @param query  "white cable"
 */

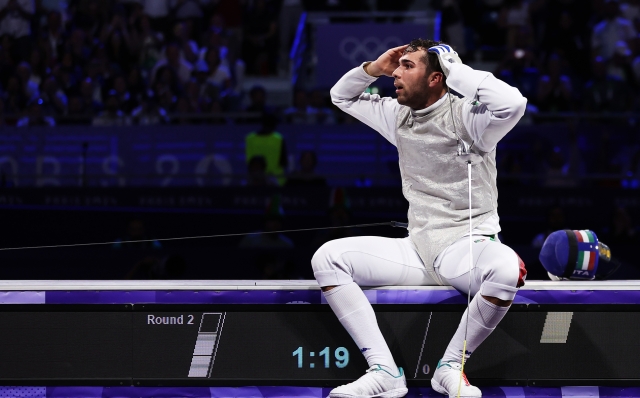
xmin=447 ymin=85 xmax=475 ymax=398
xmin=467 ymin=163 xmax=473 ymax=316
xmin=456 ymin=162 xmax=474 ymax=398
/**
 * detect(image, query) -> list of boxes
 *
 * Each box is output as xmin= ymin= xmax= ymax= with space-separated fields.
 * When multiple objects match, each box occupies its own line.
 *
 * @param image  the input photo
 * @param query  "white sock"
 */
xmin=441 ymin=294 xmax=510 ymax=364
xmin=323 ymin=282 xmax=399 ymax=375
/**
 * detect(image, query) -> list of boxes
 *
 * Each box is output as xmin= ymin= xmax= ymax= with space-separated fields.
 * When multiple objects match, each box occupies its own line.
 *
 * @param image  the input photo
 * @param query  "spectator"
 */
xmin=126 ymin=67 xmax=146 ymax=101
xmin=16 ymin=98 xmax=56 ymax=126
xmin=142 ymin=0 xmax=171 ymax=37
xmin=110 ymin=74 xmax=135 ymax=113
xmin=283 ymin=89 xmax=314 ymax=124
xmin=133 ymin=14 xmax=164 ymax=73
xmin=15 ymin=61 xmax=39 ymax=102
xmin=203 ymin=47 xmax=231 ymax=90
xmin=101 ymin=14 xmax=136 ymax=73
xmin=65 ymin=95 xmax=92 ymax=125
xmin=65 ymin=28 xmax=92 ymax=68
xmin=28 ymin=48 xmax=47 ymax=87
xmin=245 ymin=113 xmax=288 ymax=185
xmin=243 ymin=155 xmax=279 ymax=186
xmin=131 ymin=90 xmax=169 ymax=126
xmin=192 ymin=60 xmax=219 ymax=105
xmin=245 ymin=85 xmax=273 ymax=115
xmin=536 ymin=54 xmax=574 ymax=113
xmin=157 ymin=84 xmax=177 ymax=112
xmin=172 ymin=21 xmax=198 ymax=64
xmin=40 ymin=75 xmax=67 ymax=115
xmin=184 ymin=78 xmax=203 ymax=113
xmin=80 ymin=77 xmax=103 ymax=114
xmin=285 ymin=151 xmax=327 ymax=187
xmin=150 ymin=42 xmax=193 ymax=84
xmin=151 ymin=64 xmax=180 ymax=100
xmin=92 ymin=90 xmax=130 ymax=126
xmin=56 ymin=51 xmax=83 ymax=90
xmin=3 ymin=75 xmax=26 ymax=113
xmin=592 ymin=0 xmax=637 ymax=60
xmin=42 ymin=10 xmax=65 ymax=61
xmin=583 ymin=56 xmax=634 ymax=112
xmin=309 ymin=89 xmax=336 ymax=124
xmin=0 ymin=0 xmax=35 ymax=61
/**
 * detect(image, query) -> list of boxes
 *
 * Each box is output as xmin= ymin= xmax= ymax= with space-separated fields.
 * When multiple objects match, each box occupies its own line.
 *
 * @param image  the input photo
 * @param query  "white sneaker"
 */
xmin=329 ymin=365 xmax=408 ymax=398
xmin=431 ymin=360 xmax=481 ymax=398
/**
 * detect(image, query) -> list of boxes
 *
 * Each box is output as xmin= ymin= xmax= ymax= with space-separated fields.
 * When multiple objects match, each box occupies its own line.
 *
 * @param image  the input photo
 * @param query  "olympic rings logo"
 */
xmin=338 ymin=36 xmax=404 ymax=66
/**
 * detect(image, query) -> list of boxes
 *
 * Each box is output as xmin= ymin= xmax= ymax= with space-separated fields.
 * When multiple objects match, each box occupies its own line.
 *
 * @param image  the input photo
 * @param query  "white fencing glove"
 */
xmin=427 ymin=44 xmax=462 ymax=78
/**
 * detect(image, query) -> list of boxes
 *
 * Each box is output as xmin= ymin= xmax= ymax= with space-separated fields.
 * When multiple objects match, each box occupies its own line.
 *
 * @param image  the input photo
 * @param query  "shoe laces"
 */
xmin=365 ymin=365 xmax=403 ymax=378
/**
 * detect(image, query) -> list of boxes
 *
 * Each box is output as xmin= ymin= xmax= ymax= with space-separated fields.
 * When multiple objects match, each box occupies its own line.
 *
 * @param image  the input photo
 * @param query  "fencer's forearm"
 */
xmin=447 ymin=63 xmax=527 ymax=151
xmin=330 ymin=64 xmax=399 ymax=145
xmin=330 ymin=64 xmax=378 ymax=105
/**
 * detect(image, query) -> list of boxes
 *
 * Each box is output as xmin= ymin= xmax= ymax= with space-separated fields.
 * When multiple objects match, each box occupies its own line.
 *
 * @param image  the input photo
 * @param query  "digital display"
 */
xmin=131 ymin=308 xmax=431 ymax=381
xmin=0 ymin=304 xmax=637 ymax=385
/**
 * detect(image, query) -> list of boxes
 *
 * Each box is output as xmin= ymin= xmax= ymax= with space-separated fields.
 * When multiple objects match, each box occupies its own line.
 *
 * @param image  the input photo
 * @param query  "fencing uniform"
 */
xmin=313 ymin=60 xmax=527 ymax=398
xmin=314 ymin=61 xmax=527 ymax=296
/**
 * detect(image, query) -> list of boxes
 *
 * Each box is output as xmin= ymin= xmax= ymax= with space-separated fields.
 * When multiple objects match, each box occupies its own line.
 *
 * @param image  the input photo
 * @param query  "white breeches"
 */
xmin=311 ymin=235 xmax=522 ymax=301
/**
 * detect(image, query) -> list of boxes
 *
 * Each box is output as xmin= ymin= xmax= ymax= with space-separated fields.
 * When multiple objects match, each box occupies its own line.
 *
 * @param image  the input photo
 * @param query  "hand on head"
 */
xmin=427 ymin=44 xmax=462 ymax=78
xmin=364 ymin=44 xmax=409 ymax=77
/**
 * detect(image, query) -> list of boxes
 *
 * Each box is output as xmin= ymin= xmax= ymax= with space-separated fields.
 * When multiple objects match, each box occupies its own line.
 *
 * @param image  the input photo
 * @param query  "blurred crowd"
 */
xmin=437 ymin=0 xmax=640 ymax=115
xmin=0 ymin=0 xmax=639 ymax=128
xmin=0 ymin=0 xmax=279 ymax=127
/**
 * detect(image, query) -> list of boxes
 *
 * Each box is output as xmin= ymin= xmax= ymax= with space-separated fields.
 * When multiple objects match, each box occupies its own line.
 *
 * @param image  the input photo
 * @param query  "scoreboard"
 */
xmin=0 ymin=298 xmax=639 ymax=386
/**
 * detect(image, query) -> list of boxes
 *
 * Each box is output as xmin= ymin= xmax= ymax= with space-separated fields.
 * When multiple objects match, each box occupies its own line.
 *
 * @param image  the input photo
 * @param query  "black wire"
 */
xmin=0 ymin=221 xmax=408 ymax=251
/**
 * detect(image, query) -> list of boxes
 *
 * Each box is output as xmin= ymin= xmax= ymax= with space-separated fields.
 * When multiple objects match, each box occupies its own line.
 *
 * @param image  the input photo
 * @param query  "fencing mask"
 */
xmin=539 ymin=229 xmax=616 ymax=280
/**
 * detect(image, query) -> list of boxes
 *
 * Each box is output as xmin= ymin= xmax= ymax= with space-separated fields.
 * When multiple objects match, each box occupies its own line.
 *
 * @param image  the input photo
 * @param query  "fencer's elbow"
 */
xmin=329 ymin=86 xmax=345 ymax=107
xmin=493 ymin=94 xmax=527 ymax=121
xmin=514 ymin=95 xmax=527 ymax=119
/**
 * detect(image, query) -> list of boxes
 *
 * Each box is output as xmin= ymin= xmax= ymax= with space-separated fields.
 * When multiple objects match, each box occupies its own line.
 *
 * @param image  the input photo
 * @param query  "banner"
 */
xmin=0 ymin=125 xmax=398 ymax=188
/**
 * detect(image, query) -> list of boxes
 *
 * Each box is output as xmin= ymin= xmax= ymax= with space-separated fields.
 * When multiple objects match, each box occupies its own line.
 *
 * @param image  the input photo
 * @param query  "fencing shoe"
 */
xmin=431 ymin=360 xmax=481 ymax=398
xmin=329 ymin=365 xmax=408 ymax=398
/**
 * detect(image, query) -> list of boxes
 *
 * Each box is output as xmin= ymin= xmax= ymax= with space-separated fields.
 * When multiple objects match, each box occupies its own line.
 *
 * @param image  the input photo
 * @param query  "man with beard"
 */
xmin=312 ymin=39 xmax=527 ymax=398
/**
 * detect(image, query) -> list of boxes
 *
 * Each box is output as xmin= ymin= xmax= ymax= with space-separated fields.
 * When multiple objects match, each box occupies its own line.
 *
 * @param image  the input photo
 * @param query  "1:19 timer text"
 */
xmin=292 ymin=347 xmax=349 ymax=369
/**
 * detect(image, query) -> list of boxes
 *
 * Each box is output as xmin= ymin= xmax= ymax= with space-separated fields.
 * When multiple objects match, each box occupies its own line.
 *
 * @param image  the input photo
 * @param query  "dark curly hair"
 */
xmin=404 ymin=38 xmax=447 ymax=81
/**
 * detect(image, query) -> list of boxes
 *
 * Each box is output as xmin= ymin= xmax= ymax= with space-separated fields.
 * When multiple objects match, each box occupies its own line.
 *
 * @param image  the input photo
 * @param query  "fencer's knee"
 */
xmin=478 ymin=243 xmax=522 ymax=301
xmin=311 ymin=240 xmax=354 ymax=287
